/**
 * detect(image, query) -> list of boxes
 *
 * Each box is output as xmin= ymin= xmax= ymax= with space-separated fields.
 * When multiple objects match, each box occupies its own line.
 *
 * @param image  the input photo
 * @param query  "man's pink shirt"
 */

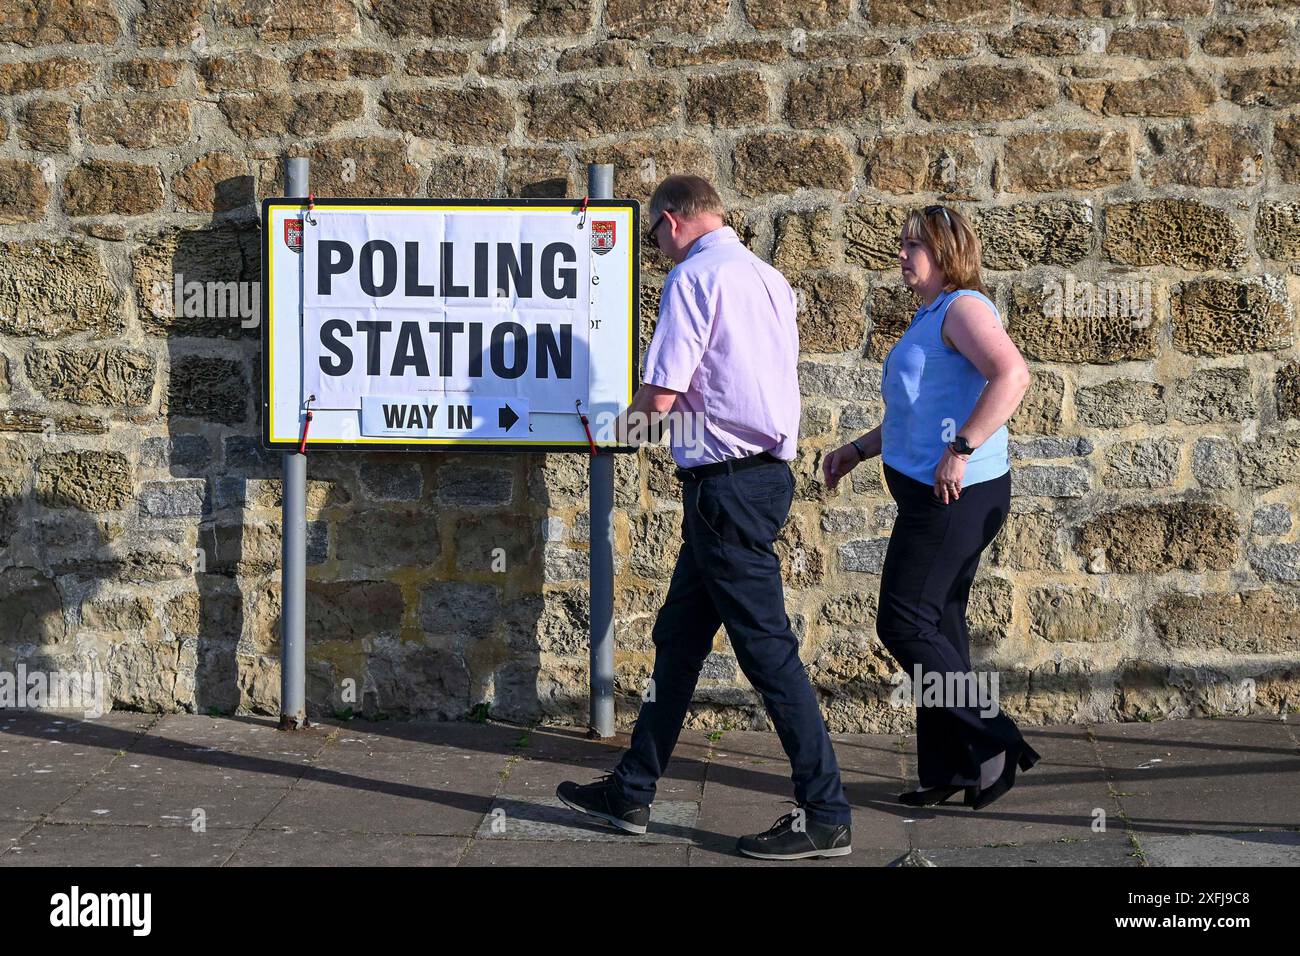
xmin=641 ymin=226 xmax=801 ymax=469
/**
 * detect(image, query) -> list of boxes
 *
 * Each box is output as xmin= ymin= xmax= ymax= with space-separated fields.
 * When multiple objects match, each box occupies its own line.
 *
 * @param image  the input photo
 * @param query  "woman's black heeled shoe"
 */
xmin=1018 ymin=743 xmax=1041 ymax=773
xmin=965 ymin=741 xmax=1040 ymax=811
xmin=897 ymin=785 xmax=970 ymax=807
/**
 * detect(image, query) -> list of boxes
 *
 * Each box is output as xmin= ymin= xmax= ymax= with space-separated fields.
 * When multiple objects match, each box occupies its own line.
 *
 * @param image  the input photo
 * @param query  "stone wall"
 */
xmin=0 ymin=0 xmax=1298 ymax=730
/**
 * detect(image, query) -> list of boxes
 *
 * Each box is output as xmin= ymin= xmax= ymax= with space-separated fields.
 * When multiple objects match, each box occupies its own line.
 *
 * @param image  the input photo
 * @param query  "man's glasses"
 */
xmin=646 ymin=211 xmax=669 ymax=250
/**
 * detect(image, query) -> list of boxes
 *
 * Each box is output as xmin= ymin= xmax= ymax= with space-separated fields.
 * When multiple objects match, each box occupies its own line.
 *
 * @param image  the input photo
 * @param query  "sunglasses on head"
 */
xmin=923 ymin=204 xmax=954 ymax=228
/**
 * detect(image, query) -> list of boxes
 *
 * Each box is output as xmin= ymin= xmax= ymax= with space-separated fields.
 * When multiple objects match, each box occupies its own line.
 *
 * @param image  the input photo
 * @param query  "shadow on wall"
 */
xmin=1 ymin=420 xmax=1296 ymax=727
xmin=150 ymin=173 xmax=557 ymax=723
xmin=0 ymin=171 xmax=589 ymax=726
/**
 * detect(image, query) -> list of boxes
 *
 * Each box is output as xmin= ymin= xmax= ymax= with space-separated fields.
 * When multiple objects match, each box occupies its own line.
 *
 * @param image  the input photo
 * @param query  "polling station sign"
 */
xmin=261 ymin=198 xmax=639 ymax=452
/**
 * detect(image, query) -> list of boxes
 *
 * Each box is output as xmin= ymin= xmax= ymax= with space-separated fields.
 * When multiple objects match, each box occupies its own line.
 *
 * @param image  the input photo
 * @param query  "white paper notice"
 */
xmin=302 ymin=211 xmax=589 ymax=414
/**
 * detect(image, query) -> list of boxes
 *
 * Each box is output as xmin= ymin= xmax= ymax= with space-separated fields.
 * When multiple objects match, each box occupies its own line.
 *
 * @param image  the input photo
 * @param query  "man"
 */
xmin=556 ymin=175 xmax=852 ymax=860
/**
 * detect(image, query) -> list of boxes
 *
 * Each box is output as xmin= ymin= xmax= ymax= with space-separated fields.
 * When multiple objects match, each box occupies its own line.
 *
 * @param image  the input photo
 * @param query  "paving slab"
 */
xmin=304 ymin=742 xmax=509 ymax=782
xmin=699 ymin=733 xmax=915 ymax=851
xmin=504 ymin=727 xmax=710 ymax=800
xmin=922 ymin=839 xmax=1141 ymax=867
xmin=0 ymin=712 xmax=158 ymax=749
xmin=89 ymin=747 xmax=305 ymax=790
xmin=829 ymin=732 xmax=910 ymax=781
xmin=893 ymin=724 xmax=1125 ymax=851
xmin=516 ymin=725 xmax=631 ymax=757
xmin=0 ymin=714 xmax=1292 ymax=866
xmin=0 ymin=761 xmax=108 ymax=822
xmin=49 ymin=779 xmax=291 ymax=829
xmin=1139 ymin=830 xmax=1300 ymax=867
xmin=145 ymin=714 xmax=333 ymax=757
xmin=1117 ymin=785 xmax=1300 ymax=837
xmin=463 ymin=839 xmax=690 ymax=866
xmin=687 ymin=840 xmax=899 ymax=867
xmin=703 ymin=730 xmax=825 ymax=803
xmin=691 ymin=775 xmax=914 ymax=860
xmin=1091 ymin=717 xmax=1300 ymax=838
xmin=836 ymin=735 xmax=915 ymax=839
xmin=0 ymin=718 xmax=147 ymax=816
xmin=227 ymin=829 xmax=466 ymax=866
xmin=1091 ymin=717 xmax=1297 ymax=792
xmin=707 ymin=730 xmax=912 ymax=798
xmin=0 ymin=822 xmax=248 ymax=866
xmin=834 ymin=733 xmax=914 ymax=832
xmin=0 ymin=732 xmax=134 ymax=768
xmin=1 ymin=716 xmax=307 ymax=821
xmin=475 ymin=794 xmax=699 ymax=843
xmin=696 ymin=785 xmax=915 ymax=853
xmin=317 ymin=718 xmax=524 ymax=755
xmin=261 ymin=767 xmax=499 ymax=836
xmin=0 ymin=819 xmax=35 ymax=849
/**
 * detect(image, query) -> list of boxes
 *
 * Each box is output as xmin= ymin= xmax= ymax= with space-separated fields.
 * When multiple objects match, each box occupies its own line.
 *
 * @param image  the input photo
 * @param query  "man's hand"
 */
xmin=615 ymin=384 xmax=679 ymax=445
xmin=932 ymin=447 xmax=967 ymax=503
xmin=822 ymin=443 xmax=861 ymax=491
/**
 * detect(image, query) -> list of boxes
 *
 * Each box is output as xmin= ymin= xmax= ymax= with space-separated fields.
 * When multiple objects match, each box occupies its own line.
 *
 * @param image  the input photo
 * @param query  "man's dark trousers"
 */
xmin=611 ymin=456 xmax=852 ymax=826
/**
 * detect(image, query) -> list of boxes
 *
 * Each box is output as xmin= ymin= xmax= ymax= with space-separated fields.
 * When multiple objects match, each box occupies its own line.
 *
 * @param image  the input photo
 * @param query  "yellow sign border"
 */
xmin=262 ymin=200 xmax=638 ymax=449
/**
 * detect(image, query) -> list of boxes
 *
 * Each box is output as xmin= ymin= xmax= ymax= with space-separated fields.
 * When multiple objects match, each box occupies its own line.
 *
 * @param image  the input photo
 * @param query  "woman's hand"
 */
xmin=932 ymin=447 xmax=967 ymax=503
xmin=823 ymin=443 xmax=862 ymax=491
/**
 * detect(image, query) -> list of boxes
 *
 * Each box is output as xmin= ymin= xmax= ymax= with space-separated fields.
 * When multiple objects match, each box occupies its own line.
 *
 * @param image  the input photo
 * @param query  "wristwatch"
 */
xmin=850 ymin=438 xmax=867 ymax=461
xmin=949 ymin=435 xmax=977 ymax=457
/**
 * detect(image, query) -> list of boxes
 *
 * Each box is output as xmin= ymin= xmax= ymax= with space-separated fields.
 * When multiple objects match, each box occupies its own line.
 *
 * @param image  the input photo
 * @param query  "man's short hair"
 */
xmin=648 ymin=175 xmax=725 ymax=220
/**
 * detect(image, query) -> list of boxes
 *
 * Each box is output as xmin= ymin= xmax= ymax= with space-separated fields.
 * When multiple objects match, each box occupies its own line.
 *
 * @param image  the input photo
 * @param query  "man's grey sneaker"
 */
xmin=556 ymin=773 xmax=651 ymax=835
xmin=736 ymin=809 xmax=852 ymax=860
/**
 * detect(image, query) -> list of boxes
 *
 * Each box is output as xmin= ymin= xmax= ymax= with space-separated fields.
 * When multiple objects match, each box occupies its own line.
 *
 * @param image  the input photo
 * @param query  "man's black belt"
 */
xmin=675 ymin=450 xmax=784 ymax=482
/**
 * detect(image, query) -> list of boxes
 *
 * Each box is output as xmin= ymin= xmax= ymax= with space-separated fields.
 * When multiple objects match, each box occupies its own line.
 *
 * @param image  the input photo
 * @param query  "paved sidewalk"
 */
xmin=0 ymin=711 xmax=1296 ymax=866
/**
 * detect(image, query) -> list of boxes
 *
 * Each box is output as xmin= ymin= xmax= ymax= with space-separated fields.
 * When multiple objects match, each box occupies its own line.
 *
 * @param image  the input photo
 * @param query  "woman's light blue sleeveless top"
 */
xmin=880 ymin=288 xmax=1010 ymax=488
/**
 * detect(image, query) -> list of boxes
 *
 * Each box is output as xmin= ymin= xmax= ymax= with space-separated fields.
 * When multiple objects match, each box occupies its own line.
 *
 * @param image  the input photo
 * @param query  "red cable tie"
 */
xmin=575 ymin=399 xmax=598 ymax=457
xmin=305 ymin=191 xmax=317 ymax=225
xmin=298 ymin=394 xmax=316 ymax=455
xmin=577 ymin=195 xmax=589 ymax=228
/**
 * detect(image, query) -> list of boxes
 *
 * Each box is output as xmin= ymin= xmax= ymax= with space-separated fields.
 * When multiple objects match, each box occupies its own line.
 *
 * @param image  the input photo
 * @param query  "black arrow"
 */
xmin=498 ymin=404 xmax=519 ymax=431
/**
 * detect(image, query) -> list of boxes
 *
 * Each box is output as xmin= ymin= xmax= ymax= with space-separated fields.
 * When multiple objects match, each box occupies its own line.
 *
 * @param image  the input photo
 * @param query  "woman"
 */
xmin=822 ymin=204 xmax=1039 ymax=810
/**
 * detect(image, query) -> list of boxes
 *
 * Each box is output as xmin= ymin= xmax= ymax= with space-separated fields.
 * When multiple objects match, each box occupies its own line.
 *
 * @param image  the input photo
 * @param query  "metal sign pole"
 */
xmin=587 ymin=162 xmax=616 ymax=739
xmin=279 ymin=156 xmax=309 ymax=730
